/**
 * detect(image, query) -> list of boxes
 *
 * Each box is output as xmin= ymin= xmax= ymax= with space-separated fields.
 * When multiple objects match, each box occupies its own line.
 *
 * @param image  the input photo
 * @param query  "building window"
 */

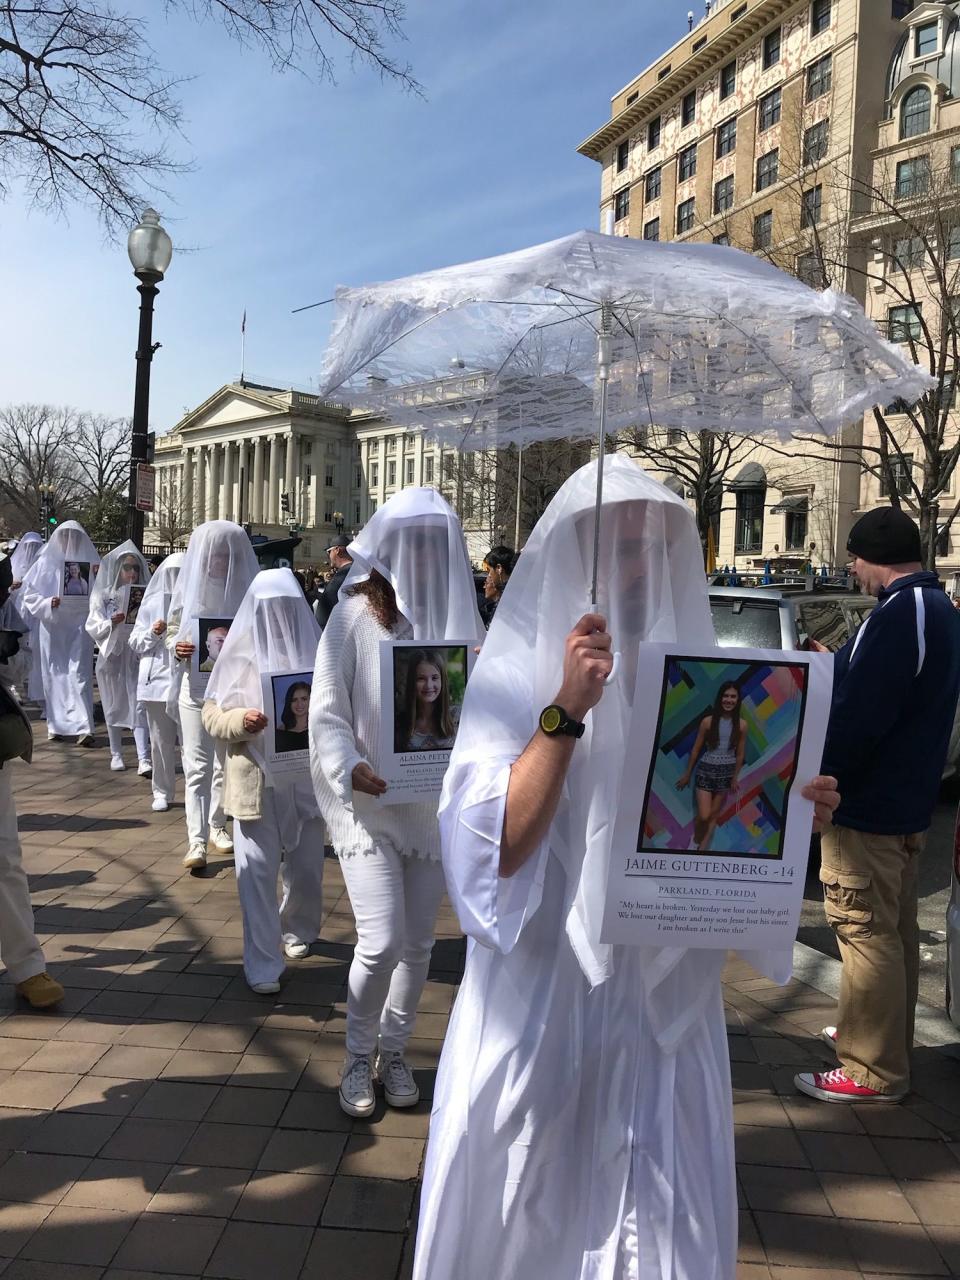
xmin=386 ymin=435 xmax=396 ymax=454
xmin=370 ymin=461 xmax=379 ymax=486
xmin=424 ymin=456 xmax=435 ymax=483
xmin=648 ymin=115 xmax=662 ymax=149
xmin=763 ymin=26 xmax=781 ymax=69
xmin=462 ymin=493 xmax=474 ymax=521
xmin=720 ymin=60 xmax=737 ymax=101
xmin=387 ymin=460 xmax=396 ymax=487
xmin=785 ymin=499 xmax=809 ymax=550
xmin=323 ymin=505 xmax=333 ymax=524
xmin=614 ymin=187 xmax=630 ymax=222
xmin=948 ymin=224 xmax=960 ymax=260
xmin=891 ymin=1 xmax=914 ymax=15
xmin=714 ymin=175 xmax=735 ymax=214
xmin=730 ymin=3 xmax=747 ymax=19
xmin=756 ymin=149 xmax=779 ymax=192
xmin=888 ymin=303 xmax=922 ymax=343
xmin=951 ymin=145 xmax=960 ymax=185
xmin=803 ymin=119 xmax=829 ymax=165
xmin=442 ymin=454 xmax=456 ymax=481
xmin=915 ymin=20 xmax=939 ymax=58
xmin=325 ymin=465 xmax=334 ymax=488
xmin=895 ymin=155 xmax=930 ymax=198
xmin=806 ymin=54 xmax=832 ymax=101
xmin=354 ymin=501 xmax=361 ymax=524
xmin=354 ymin=465 xmax=362 ymax=489
xmin=677 ymin=198 xmax=696 ymax=234
xmin=716 ymin=117 xmax=737 ymax=157
xmin=758 ymin=87 xmax=781 ymax=131
xmin=405 ymin=458 xmax=415 ymax=485
xmin=713 ymin=233 xmax=731 ymax=246
xmin=678 ymin=144 xmax=698 ymax=182
xmin=810 ymin=0 xmax=831 ymax=36
xmin=658 ymin=64 xmax=672 ymax=81
xmin=645 ymin=166 xmax=662 ymax=201
xmin=616 ymin=140 xmax=630 ymax=172
xmin=626 ymin=90 xmax=639 ymax=105
xmin=643 ymin=217 xmax=660 ymax=241
xmin=693 ymin=34 xmax=707 ymax=51
xmin=753 ymin=210 xmax=773 ymax=249
xmin=900 ymin=86 xmax=931 ymax=139
xmin=682 ymin=90 xmax=697 ymax=127
xmin=893 ymin=234 xmax=924 ymax=269
xmin=880 ymin=454 xmax=914 ymax=497
xmin=735 ymin=489 xmax=764 ymax=553
xmin=801 ymin=185 xmax=823 ymax=227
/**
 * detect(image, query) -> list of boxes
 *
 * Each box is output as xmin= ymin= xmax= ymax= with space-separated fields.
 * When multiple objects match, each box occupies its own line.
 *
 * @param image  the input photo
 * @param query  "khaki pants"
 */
xmin=820 ymin=824 xmax=924 ymax=1094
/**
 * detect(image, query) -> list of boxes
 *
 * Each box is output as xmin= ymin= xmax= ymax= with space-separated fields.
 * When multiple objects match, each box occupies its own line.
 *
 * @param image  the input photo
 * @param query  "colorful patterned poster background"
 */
xmin=639 ymin=657 xmax=808 ymax=858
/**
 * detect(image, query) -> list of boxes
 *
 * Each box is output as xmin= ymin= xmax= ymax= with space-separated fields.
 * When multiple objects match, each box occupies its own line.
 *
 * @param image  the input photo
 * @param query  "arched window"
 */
xmin=901 ymin=85 xmax=931 ymax=139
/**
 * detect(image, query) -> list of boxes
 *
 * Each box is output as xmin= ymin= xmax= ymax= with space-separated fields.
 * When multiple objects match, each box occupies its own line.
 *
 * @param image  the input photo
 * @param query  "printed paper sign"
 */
xmin=59 ymin=559 xmax=95 ymax=613
xmin=189 ymin=616 xmax=233 ymax=700
xmin=260 ymin=670 xmax=313 ymax=780
xmin=124 ymin=585 xmax=147 ymax=626
xmin=377 ymin=639 xmax=475 ymax=804
xmin=601 ymin=645 xmax=832 ymax=952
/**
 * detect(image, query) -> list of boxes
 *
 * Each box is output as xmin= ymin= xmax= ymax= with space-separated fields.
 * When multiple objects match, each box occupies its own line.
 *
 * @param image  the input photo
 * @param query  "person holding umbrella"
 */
xmin=315 ymin=534 xmax=353 ymax=628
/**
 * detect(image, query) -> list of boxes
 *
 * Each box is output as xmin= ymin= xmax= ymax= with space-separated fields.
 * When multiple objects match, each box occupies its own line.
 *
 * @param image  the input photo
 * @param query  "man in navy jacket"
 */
xmin=796 ymin=507 xmax=960 ymax=1103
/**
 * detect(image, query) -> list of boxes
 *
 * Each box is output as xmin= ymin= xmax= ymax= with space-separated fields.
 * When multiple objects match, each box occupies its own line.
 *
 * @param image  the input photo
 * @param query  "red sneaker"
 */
xmin=794 ymin=1066 xmax=905 ymax=1104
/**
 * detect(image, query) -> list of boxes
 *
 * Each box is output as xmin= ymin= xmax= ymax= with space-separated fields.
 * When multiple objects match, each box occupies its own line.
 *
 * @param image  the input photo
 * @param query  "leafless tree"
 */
xmin=1 ymin=0 xmax=418 ymax=233
xmin=150 ymin=478 xmax=193 ymax=552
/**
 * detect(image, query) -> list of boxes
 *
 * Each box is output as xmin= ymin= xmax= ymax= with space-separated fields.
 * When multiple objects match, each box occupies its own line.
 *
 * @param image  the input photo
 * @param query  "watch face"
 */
xmin=540 ymin=706 xmax=562 ymax=734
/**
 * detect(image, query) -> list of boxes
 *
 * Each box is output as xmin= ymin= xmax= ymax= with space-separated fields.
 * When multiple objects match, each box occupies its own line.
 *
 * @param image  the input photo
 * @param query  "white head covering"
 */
xmin=447 ymin=453 xmax=727 ymax=1044
xmin=9 ymin=533 xmax=43 ymax=580
xmin=19 ymin=521 xmax=100 ymax=617
xmin=343 ymin=488 xmax=484 ymax=641
xmin=130 ymin=552 xmax=184 ymax=648
xmin=86 ymin=540 xmax=150 ymax=657
xmin=169 ymin=520 xmax=260 ymax=625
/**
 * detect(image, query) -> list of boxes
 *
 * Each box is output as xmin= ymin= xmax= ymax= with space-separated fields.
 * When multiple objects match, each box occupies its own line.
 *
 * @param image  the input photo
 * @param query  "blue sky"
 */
xmin=0 ymin=0 xmax=690 ymax=433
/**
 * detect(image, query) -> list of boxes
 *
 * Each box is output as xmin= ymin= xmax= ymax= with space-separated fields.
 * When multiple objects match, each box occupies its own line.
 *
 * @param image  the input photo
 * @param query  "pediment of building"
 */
xmin=173 ymin=384 xmax=290 ymax=438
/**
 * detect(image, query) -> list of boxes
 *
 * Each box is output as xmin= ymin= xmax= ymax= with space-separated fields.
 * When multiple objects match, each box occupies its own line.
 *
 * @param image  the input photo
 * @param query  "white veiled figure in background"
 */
xmin=204 ymin=569 xmax=325 ymax=991
xmin=6 ymin=534 xmax=43 ymax=703
xmin=19 ymin=522 xmax=99 ymax=742
xmin=86 ymin=541 xmax=151 ymax=772
xmin=130 ymin=553 xmax=184 ymax=810
xmin=310 ymin=487 xmax=484 ymax=1117
xmin=415 ymin=455 xmax=793 ymax=1280
xmin=165 ymin=520 xmax=260 ymax=867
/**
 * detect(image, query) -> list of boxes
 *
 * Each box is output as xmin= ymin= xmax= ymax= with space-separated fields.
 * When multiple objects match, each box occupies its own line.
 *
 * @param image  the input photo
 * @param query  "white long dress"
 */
xmin=86 ymin=541 xmax=150 ymax=731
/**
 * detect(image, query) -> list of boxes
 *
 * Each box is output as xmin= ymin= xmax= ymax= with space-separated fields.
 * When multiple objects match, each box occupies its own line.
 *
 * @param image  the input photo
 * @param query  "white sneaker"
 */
xmin=208 ymin=824 xmax=234 ymax=853
xmin=151 ymin=796 xmax=170 ymax=812
xmin=110 ymin=753 xmax=125 ymax=771
xmin=137 ymin=760 xmax=153 ymax=778
xmin=183 ymin=842 xmax=207 ymax=870
xmin=249 ymin=980 xmax=281 ymax=995
xmin=377 ymin=1049 xmax=420 ymax=1108
xmin=339 ymin=1053 xmax=376 ymax=1118
xmin=284 ymin=941 xmax=310 ymax=960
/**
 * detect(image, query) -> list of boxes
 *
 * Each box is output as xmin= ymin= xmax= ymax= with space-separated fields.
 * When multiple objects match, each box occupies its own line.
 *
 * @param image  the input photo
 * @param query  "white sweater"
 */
xmin=309 ymin=593 xmax=442 ymax=861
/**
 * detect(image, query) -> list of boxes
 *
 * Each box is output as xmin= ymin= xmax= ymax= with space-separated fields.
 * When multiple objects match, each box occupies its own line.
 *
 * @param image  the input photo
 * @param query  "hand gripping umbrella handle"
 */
xmin=605 ymin=650 xmax=621 ymax=686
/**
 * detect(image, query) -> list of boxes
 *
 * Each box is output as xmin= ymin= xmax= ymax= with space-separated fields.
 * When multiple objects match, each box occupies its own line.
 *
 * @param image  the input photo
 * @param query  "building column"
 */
xmin=206 ymin=445 xmax=218 ymax=520
xmin=252 ymin=438 xmax=264 ymax=523
xmin=222 ymin=442 xmax=234 ymax=522
xmin=284 ymin=433 xmax=297 ymax=518
xmin=183 ymin=451 xmax=194 ymax=525
xmin=235 ymin=440 xmax=248 ymax=524
xmin=197 ymin=448 xmax=208 ymax=522
xmin=267 ymin=434 xmax=281 ymax=524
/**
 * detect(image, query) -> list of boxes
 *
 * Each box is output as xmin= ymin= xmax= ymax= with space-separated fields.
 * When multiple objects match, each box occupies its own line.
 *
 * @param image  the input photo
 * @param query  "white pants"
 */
xmin=338 ymin=848 xmax=446 ymax=1057
xmin=144 ymin=701 xmax=180 ymax=804
xmin=234 ymin=788 xmax=326 ymax=986
xmin=106 ymin=706 xmax=150 ymax=762
xmin=178 ymin=686 xmax=225 ymax=847
xmin=0 ymin=768 xmax=46 ymax=984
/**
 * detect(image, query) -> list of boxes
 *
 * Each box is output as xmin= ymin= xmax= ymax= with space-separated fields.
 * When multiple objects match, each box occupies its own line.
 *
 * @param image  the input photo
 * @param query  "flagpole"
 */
xmin=240 ymin=310 xmax=246 ymax=385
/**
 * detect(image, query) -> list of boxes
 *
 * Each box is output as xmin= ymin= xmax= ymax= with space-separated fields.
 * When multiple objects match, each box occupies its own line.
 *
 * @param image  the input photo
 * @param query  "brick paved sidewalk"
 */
xmin=2 ymin=730 xmax=960 ymax=1279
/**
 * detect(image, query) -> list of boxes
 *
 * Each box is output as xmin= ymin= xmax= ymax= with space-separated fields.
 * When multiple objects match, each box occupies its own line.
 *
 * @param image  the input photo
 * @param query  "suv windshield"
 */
xmin=710 ymin=600 xmax=782 ymax=648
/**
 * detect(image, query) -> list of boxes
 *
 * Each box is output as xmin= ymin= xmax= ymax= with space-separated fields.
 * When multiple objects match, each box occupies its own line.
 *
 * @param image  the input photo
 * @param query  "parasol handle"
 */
xmin=605 ymin=651 xmax=621 ymax=686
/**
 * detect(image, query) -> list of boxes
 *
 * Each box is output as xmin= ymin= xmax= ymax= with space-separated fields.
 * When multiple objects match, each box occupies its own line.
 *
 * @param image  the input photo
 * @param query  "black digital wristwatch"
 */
xmin=539 ymin=704 xmax=586 ymax=739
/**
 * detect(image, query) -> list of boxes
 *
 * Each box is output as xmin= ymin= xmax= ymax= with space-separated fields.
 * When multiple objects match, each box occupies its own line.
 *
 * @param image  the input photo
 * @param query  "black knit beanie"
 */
xmin=846 ymin=506 xmax=922 ymax=566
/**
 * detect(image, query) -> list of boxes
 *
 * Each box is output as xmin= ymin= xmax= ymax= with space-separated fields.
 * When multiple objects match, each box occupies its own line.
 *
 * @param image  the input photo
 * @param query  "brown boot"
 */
xmin=16 ymin=973 xmax=65 ymax=1009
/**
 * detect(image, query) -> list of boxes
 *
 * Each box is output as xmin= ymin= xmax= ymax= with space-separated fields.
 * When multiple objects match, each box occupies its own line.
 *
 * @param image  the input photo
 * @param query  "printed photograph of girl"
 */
xmin=393 ymin=645 xmax=466 ymax=753
xmin=639 ymin=657 xmax=809 ymax=858
xmin=63 ymin=561 xmax=91 ymax=596
xmin=273 ymin=676 xmax=312 ymax=754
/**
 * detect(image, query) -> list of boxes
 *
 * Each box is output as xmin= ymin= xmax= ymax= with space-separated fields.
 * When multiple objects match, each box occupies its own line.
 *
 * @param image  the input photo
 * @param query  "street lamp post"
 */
xmin=333 ymin=511 xmax=344 ymax=535
xmin=126 ymin=209 xmax=173 ymax=550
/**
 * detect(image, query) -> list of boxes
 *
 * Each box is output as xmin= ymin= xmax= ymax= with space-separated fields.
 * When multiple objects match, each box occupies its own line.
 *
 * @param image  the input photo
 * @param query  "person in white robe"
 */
xmin=413 ymin=456 xmax=840 ymax=1280
xmin=204 ymin=569 xmax=326 ymax=993
xmin=165 ymin=521 xmax=260 ymax=870
xmin=129 ymin=552 xmax=184 ymax=811
xmin=7 ymin=534 xmax=44 ymax=706
xmin=310 ymin=487 xmax=484 ymax=1119
xmin=19 ymin=521 xmax=99 ymax=745
xmin=86 ymin=541 xmax=152 ymax=774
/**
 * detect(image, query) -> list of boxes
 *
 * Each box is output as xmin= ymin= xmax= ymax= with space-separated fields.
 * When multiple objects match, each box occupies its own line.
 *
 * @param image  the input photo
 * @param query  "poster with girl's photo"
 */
xmin=189 ymin=616 xmax=233 ymax=700
xmin=601 ymin=643 xmax=833 ymax=954
xmin=59 ymin=560 xmax=95 ymax=612
xmin=377 ymin=640 xmax=475 ymax=803
xmin=124 ymin=585 xmax=147 ymax=626
xmin=261 ymin=671 xmax=313 ymax=779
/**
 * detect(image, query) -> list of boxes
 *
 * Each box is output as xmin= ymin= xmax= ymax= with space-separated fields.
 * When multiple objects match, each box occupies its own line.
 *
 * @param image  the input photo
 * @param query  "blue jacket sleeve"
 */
xmin=822 ymin=595 xmax=918 ymax=781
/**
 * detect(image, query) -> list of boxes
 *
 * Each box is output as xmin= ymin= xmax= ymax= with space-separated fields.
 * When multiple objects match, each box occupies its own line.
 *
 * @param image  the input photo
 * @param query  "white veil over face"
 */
xmin=9 ymin=534 xmax=43 ymax=580
xmin=87 ymin=540 xmax=150 ymax=657
xmin=19 ymin=521 xmax=100 ymax=615
xmin=169 ymin=520 xmax=260 ymax=624
xmin=343 ymin=488 xmax=484 ymax=641
xmin=130 ymin=553 xmax=184 ymax=646
xmin=446 ymin=454 xmax=729 ymax=1040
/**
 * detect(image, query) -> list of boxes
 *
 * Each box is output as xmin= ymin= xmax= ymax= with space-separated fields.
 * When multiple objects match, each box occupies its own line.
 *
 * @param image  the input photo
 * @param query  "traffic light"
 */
xmin=280 ymin=492 xmax=291 ymax=515
xmin=39 ymin=491 xmax=57 ymax=534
